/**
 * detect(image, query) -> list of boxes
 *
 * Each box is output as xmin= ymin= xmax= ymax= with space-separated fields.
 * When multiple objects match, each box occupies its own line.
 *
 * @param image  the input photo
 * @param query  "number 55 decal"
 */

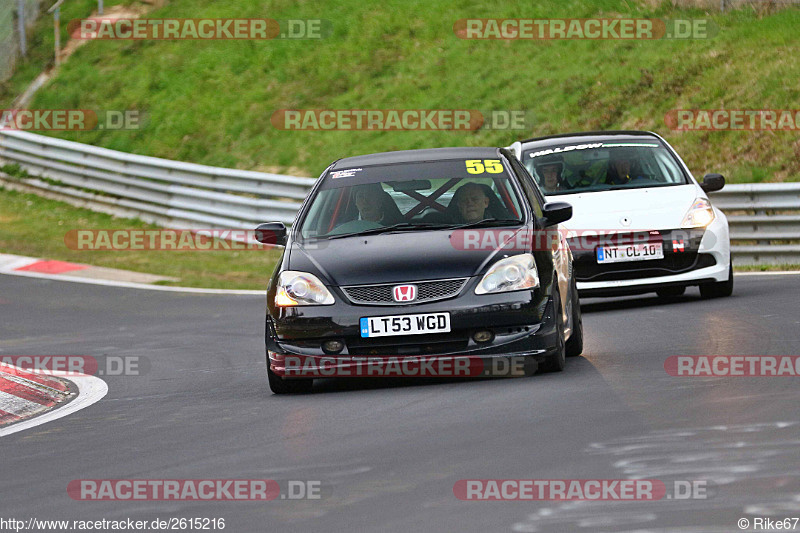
xmin=466 ymin=159 xmax=503 ymax=174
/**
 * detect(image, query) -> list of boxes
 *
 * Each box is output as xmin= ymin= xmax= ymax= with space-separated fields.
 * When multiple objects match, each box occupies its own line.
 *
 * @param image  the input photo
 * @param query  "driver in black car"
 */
xmin=454 ymin=182 xmax=491 ymax=223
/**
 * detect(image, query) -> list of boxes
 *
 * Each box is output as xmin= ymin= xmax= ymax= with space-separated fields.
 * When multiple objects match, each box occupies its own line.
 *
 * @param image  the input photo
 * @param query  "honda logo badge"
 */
xmin=393 ymin=284 xmax=417 ymax=302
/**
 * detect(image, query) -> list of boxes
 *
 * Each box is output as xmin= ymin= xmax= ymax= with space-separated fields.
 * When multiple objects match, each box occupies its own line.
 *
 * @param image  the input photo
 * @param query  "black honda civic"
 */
xmin=256 ymin=147 xmax=583 ymax=393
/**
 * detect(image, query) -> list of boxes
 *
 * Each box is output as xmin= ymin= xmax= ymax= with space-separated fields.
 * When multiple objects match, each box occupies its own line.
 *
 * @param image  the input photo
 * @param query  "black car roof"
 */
xmin=518 ymin=130 xmax=661 ymax=146
xmin=331 ymin=147 xmax=502 ymax=169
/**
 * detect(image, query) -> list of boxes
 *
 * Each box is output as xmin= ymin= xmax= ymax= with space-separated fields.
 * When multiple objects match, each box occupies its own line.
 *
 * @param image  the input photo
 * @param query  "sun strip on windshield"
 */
xmin=528 ymin=142 xmax=660 ymax=159
xmin=601 ymin=143 xmax=660 ymax=147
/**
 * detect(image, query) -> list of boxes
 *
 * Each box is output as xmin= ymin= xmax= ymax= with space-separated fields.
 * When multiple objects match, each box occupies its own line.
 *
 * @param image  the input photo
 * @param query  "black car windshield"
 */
xmin=521 ymin=141 xmax=689 ymax=196
xmin=298 ymin=158 xmax=525 ymax=239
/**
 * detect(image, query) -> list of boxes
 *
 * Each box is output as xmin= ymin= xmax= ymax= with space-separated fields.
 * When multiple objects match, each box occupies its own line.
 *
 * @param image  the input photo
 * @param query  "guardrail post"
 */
xmin=47 ymin=0 xmax=65 ymax=67
xmin=17 ymin=0 xmax=28 ymax=56
xmin=754 ymin=193 xmax=769 ymax=250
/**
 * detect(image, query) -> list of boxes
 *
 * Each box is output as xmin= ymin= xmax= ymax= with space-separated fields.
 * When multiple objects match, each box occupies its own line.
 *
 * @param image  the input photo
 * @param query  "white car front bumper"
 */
xmin=577 ymin=210 xmax=731 ymax=292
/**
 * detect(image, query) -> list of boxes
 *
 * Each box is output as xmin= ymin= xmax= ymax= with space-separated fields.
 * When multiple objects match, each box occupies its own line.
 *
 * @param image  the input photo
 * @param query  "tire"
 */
xmin=541 ymin=285 xmax=566 ymax=373
xmin=268 ymin=364 xmax=313 ymax=394
xmin=565 ymin=277 xmax=583 ymax=358
xmin=700 ymin=261 xmax=734 ymax=299
xmin=656 ymin=286 xmax=686 ymax=298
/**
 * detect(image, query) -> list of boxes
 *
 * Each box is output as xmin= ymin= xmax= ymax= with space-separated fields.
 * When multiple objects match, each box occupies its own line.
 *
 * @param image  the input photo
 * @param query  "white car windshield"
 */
xmin=522 ymin=142 xmax=689 ymax=195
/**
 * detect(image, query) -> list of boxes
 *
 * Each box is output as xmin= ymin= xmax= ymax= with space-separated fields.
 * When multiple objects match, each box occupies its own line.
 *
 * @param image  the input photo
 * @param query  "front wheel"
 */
xmin=540 ymin=286 xmax=566 ymax=373
xmin=268 ymin=365 xmax=313 ymax=394
xmin=565 ymin=277 xmax=583 ymax=357
xmin=699 ymin=261 xmax=734 ymax=299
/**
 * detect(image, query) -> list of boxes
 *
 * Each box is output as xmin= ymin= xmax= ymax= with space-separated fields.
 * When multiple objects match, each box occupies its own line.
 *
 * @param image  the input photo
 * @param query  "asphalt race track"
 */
xmin=1 ymin=273 xmax=799 ymax=532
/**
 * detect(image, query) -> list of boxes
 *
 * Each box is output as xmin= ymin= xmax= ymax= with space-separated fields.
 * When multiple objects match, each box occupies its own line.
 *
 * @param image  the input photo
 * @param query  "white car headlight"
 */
xmin=475 ymin=254 xmax=540 ymax=295
xmin=275 ymin=271 xmax=335 ymax=306
xmin=681 ymin=198 xmax=715 ymax=228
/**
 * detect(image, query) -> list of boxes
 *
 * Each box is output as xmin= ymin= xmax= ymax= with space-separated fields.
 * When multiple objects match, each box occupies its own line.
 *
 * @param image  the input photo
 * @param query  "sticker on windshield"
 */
xmin=465 ymin=159 xmax=503 ymax=174
xmin=330 ymin=167 xmax=363 ymax=179
xmin=528 ymin=143 xmax=603 ymax=158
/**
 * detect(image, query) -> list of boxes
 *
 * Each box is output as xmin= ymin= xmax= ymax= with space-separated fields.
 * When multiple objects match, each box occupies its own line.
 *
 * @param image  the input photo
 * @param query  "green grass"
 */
xmin=734 ymin=264 xmax=800 ymax=272
xmin=6 ymin=0 xmax=797 ymax=184
xmin=0 ymin=185 xmax=281 ymax=289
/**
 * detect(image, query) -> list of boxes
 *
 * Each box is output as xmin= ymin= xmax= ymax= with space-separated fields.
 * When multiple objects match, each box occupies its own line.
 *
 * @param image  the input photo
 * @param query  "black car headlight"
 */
xmin=275 ymin=271 xmax=335 ymax=306
xmin=475 ymin=253 xmax=540 ymax=295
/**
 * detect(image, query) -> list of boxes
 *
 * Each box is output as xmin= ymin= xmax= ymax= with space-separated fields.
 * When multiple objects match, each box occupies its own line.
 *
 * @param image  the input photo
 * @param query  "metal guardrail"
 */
xmin=710 ymin=183 xmax=800 ymax=265
xmin=0 ymin=129 xmax=315 ymax=228
xmin=0 ymin=130 xmax=798 ymax=264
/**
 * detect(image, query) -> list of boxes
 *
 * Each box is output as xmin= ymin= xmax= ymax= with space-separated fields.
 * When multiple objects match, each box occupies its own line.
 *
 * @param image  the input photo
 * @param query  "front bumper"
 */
xmin=571 ymin=219 xmax=730 ymax=296
xmin=266 ymin=282 xmax=559 ymax=378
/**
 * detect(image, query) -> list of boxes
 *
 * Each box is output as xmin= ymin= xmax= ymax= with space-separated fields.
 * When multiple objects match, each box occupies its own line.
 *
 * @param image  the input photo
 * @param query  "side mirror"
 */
xmin=701 ymin=173 xmax=725 ymax=193
xmin=254 ymin=222 xmax=287 ymax=246
xmin=541 ymin=202 xmax=572 ymax=227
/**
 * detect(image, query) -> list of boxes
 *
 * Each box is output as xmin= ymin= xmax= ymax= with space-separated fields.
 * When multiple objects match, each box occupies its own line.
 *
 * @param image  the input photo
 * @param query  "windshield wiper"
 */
xmin=322 ymin=222 xmax=453 ymax=240
xmin=449 ymin=218 xmax=523 ymax=230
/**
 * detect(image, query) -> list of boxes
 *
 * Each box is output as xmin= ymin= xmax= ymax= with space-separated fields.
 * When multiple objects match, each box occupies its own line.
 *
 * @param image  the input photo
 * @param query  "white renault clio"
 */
xmin=509 ymin=131 xmax=732 ymax=299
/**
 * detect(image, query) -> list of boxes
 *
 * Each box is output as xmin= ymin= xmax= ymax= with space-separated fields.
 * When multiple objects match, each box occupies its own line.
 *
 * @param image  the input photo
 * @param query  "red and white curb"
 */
xmin=0 ymin=364 xmax=108 ymax=437
xmin=0 ymin=253 xmax=262 ymax=294
xmin=0 ymin=253 xmax=175 ymax=283
xmin=0 ymin=365 xmax=71 ymax=424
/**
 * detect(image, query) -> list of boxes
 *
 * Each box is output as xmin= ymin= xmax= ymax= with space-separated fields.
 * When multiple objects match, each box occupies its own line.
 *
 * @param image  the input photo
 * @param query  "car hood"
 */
xmin=288 ymin=228 xmax=525 ymax=286
xmin=553 ymin=184 xmax=701 ymax=232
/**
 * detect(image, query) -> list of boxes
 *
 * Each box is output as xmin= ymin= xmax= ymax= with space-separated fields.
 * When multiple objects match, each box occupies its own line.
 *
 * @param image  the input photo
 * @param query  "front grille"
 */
xmin=576 ymin=253 xmax=716 ymax=281
xmin=342 ymin=278 xmax=468 ymax=305
xmin=569 ymin=229 xmax=713 ymax=282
